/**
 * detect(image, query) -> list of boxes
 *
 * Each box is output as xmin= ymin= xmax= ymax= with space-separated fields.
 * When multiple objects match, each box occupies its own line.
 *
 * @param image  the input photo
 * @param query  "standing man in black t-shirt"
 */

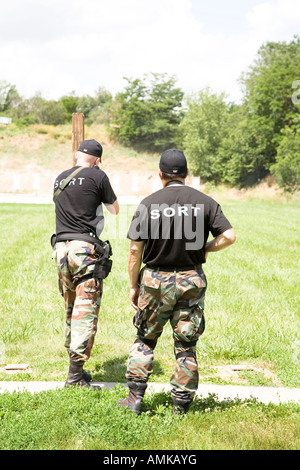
xmin=119 ymin=149 xmax=235 ymax=414
xmin=52 ymin=139 xmax=119 ymax=388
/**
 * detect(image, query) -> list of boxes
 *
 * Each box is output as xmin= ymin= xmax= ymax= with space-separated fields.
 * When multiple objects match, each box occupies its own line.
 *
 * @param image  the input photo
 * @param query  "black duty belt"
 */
xmin=146 ymin=264 xmax=201 ymax=272
xmin=53 ymin=232 xmax=113 ymax=281
xmin=56 ymin=232 xmax=102 ymax=246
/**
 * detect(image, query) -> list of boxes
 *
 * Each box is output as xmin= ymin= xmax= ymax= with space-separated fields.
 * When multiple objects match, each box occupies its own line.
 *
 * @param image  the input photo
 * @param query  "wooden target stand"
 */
xmin=72 ymin=113 xmax=85 ymax=166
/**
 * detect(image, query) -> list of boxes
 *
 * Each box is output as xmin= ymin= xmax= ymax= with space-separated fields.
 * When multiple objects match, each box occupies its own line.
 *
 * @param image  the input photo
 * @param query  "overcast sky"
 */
xmin=0 ymin=0 xmax=299 ymax=103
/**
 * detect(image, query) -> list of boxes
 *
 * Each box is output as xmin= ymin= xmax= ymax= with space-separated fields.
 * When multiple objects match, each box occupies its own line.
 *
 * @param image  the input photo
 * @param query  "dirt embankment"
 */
xmin=0 ymin=124 xmax=295 ymax=202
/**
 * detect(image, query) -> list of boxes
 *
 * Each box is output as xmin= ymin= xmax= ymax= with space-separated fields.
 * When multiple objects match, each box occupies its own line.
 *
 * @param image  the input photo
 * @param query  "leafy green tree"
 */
xmin=270 ymin=117 xmax=300 ymax=192
xmin=240 ymin=36 xmax=300 ymax=172
xmin=0 ymin=84 xmax=68 ymax=125
xmin=0 ymin=81 xmax=23 ymax=114
xmin=76 ymin=87 xmax=112 ymax=124
xmin=111 ymin=73 xmax=184 ymax=152
xmin=110 ymin=77 xmax=147 ymax=147
xmin=211 ymin=36 xmax=300 ymax=189
xmin=218 ymin=104 xmax=269 ymax=187
xmin=177 ymin=88 xmax=229 ymax=182
xmin=59 ymin=92 xmax=80 ymax=122
xmin=25 ymin=95 xmax=67 ymax=125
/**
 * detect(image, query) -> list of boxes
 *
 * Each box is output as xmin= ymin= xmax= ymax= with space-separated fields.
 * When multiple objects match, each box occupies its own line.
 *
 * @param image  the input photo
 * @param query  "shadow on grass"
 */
xmin=143 ymin=391 xmax=258 ymax=415
xmin=92 ymin=355 xmax=128 ymax=382
xmin=92 ymin=356 xmax=165 ymax=383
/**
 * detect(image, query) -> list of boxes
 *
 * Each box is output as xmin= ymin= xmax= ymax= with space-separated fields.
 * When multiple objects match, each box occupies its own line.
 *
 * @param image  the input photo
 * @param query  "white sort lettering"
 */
xmin=151 ymin=205 xmax=202 ymax=219
xmin=54 ymin=177 xmax=85 ymax=189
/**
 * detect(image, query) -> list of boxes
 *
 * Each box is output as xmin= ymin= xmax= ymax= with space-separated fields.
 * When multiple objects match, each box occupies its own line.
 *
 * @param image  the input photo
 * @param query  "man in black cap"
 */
xmin=119 ymin=149 xmax=235 ymax=414
xmin=52 ymin=139 xmax=119 ymax=388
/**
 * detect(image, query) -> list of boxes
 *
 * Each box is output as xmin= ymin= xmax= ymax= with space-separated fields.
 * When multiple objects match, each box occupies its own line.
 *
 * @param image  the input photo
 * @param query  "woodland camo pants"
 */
xmin=53 ymin=240 xmax=103 ymax=363
xmin=126 ymin=266 xmax=207 ymax=400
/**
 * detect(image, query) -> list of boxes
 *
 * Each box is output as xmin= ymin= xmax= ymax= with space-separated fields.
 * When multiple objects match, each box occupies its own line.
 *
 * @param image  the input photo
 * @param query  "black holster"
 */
xmin=50 ymin=233 xmax=113 ymax=280
xmin=93 ymin=240 xmax=113 ymax=280
xmin=50 ymin=234 xmax=57 ymax=249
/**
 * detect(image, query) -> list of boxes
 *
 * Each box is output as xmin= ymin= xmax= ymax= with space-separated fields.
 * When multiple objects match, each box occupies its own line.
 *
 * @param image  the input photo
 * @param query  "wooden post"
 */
xmin=72 ymin=113 xmax=84 ymax=166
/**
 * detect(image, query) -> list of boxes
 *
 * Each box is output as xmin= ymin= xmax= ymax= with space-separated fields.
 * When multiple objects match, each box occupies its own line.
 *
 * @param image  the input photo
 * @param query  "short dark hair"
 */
xmin=161 ymin=171 xmax=187 ymax=181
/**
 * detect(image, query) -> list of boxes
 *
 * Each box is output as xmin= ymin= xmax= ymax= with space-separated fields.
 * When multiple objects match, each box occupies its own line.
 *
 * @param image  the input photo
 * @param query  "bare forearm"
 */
xmin=205 ymin=228 xmax=236 ymax=254
xmin=128 ymin=241 xmax=144 ymax=311
xmin=105 ymin=200 xmax=119 ymax=215
xmin=128 ymin=242 xmax=144 ymax=287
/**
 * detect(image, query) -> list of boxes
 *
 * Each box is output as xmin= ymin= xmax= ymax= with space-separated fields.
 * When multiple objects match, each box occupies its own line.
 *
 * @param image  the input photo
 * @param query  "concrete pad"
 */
xmin=195 ymin=384 xmax=300 ymax=405
xmin=147 ymin=383 xmax=300 ymax=405
xmin=0 ymin=381 xmax=299 ymax=405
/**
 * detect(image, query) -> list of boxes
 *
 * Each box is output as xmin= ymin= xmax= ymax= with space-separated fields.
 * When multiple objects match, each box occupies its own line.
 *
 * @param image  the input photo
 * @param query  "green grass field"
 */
xmin=0 ymin=198 xmax=299 ymax=450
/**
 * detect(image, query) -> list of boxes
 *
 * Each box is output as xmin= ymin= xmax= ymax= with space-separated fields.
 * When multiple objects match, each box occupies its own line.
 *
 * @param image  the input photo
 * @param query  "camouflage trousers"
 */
xmin=53 ymin=240 xmax=103 ymax=363
xmin=126 ymin=266 xmax=207 ymax=400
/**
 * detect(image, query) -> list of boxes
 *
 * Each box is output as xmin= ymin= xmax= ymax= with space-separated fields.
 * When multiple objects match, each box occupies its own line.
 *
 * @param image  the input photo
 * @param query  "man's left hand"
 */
xmin=130 ymin=286 xmax=140 ymax=311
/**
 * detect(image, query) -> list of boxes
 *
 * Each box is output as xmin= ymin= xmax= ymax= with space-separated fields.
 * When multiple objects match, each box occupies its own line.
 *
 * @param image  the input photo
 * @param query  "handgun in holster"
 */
xmin=93 ymin=240 xmax=113 ymax=280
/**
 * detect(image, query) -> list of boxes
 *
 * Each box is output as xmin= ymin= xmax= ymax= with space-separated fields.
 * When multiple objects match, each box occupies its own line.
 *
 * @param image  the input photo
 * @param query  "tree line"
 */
xmin=1 ymin=36 xmax=299 ymax=192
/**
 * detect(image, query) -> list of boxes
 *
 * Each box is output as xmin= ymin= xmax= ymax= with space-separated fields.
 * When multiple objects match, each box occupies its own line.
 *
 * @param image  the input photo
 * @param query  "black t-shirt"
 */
xmin=127 ymin=182 xmax=232 ymax=266
xmin=54 ymin=166 xmax=117 ymax=237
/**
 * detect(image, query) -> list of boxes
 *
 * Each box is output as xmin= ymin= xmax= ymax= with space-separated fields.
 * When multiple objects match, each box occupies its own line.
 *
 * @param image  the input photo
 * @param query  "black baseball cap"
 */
xmin=78 ymin=139 xmax=103 ymax=160
xmin=159 ymin=149 xmax=187 ymax=174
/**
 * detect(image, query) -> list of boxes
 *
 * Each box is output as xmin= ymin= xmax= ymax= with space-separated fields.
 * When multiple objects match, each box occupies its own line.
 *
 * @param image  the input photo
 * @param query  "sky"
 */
xmin=0 ymin=0 xmax=299 ymax=103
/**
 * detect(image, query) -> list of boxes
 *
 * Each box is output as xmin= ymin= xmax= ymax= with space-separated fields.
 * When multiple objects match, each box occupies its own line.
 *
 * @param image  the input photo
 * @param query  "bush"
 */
xmin=271 ymin=125 xmax=300 ymax=192
xmin=110 ymin=73 xmax=184 ymax=152
xmin=177 ymin=88 xmax=229 ymax=183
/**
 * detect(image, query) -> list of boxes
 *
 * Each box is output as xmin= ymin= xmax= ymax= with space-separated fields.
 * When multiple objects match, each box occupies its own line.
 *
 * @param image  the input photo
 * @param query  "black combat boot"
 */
xmin=64 ymin=360 xmax=91 ymax=388
xmin=82 ymin=369 xmax=92 ymax=382
xmin=118 ymin=381 xmax=147 ymax=414
xmin=172 ymin=395 xmax=193 ymax=414
xmin=64 ymin=360 xmax=101 ymax=390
